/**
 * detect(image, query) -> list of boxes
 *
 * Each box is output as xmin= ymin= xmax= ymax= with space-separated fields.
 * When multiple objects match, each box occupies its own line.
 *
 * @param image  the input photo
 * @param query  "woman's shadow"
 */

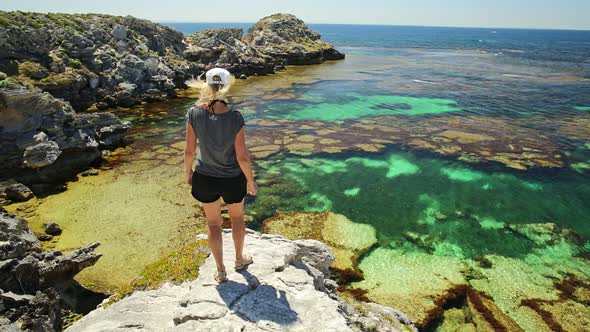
xmin=216 ymin=268 xmax=298 ymax=325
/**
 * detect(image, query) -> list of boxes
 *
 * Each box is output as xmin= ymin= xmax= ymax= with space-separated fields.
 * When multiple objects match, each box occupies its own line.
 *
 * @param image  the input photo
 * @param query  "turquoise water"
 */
xmin=262 ymin=92 xmax=462 ymax=120
xmin=254 ymin=151 xmax=590 ymax=257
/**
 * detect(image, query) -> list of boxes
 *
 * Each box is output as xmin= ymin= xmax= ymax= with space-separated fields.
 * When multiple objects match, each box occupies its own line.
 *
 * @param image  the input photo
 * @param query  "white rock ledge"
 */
xmin=66 ymin=229 xmax=416 ymax=332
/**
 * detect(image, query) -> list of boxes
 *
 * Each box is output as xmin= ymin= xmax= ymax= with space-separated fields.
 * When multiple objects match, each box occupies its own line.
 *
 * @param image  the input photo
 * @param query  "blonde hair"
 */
xmin=185 ymin=72 xmax=236 ymax=107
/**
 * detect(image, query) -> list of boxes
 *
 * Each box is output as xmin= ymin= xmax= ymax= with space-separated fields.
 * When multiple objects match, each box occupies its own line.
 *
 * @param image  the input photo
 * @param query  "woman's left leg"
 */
xmin=202 ymin=199 xmax=225 ymax=272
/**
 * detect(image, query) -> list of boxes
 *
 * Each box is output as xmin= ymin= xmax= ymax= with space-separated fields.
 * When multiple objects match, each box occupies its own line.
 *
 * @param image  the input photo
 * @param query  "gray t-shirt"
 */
xmin=185 ymin=105 xmax=245 ymax=178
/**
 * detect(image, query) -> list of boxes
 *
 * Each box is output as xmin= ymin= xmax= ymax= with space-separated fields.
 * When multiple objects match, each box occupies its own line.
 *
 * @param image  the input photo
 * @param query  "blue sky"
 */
xmin=1 ymin=0 xmax=588 ymax=30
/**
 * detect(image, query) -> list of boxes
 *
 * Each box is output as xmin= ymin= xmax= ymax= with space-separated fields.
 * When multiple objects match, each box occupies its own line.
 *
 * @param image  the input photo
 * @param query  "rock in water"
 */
xmin=244 ymin=13 xmax=345 ymax=65
xmin=66 ymin=229 xmax=416 ymax=332
xmin=44 ymin=222 xmax=62 ymax=235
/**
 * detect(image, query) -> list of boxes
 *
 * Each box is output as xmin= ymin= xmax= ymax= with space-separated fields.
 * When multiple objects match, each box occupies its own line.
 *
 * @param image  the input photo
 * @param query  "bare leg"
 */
xmin=202 ymin=199 xmax=224 ymax=272
xmin=227 ymin=199 xmax=246 ymax=261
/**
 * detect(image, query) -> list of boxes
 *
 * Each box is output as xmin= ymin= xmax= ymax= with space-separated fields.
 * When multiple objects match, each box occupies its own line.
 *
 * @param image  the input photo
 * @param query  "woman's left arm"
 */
xmin=184 ymin=122 xmax=197 ymax=185
xmin=234 ymin=127 xmax=257 ymax=195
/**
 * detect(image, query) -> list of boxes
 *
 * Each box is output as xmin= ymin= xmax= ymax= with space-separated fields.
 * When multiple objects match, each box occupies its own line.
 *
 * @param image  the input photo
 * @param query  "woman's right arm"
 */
xmin=234 ymin=127 xmax=257 ymax=195
xmin=184 ymin=122 xmax=197 ymax=185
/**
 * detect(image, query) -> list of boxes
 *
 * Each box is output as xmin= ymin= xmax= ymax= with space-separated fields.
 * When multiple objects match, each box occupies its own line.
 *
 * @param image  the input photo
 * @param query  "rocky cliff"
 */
xmin=0 ymin=79 xmax=130 ymax=193
xmin=0 ymin=207 xmax=103 ymax=331
xmin=65 ymin=229 xmax=416 ymax=332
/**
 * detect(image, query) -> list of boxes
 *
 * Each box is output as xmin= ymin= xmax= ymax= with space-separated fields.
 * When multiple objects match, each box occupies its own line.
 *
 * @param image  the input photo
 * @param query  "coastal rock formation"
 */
xmin=244 ymin=13 xmax=345 ymax=65
xmin=66 ymin=229 xmax=416 ymax=332
xmin=0 ymin=11 xmax=345 ymax=111
xmin=0 ymin=207 xmax=104 ymax=331
xmin=0 ymin=79 xmax=130 ymax=192
xmin=0 ymin=11 xmax=199 ymax=110
xmin=184 ymin=28 xmax=279 ymax=77
xmin=0 ymin=179 xmax=34 ymax=206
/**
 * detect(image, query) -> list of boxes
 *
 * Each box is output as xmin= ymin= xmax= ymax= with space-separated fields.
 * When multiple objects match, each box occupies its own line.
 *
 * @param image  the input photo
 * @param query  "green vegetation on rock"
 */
xmin=18 ymin=61 xmax=48 ymax=79
xmin=104 ymin=239 xmax=209 ymax=307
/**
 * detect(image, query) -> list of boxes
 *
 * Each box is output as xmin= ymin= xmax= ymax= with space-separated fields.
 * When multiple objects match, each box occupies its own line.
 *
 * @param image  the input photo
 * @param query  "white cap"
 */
xmin=205 ymin=67 xmax=231 ymax=85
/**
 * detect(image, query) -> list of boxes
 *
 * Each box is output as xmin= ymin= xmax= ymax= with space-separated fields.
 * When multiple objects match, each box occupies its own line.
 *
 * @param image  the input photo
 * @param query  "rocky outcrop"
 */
xmin=0 ymin=11 xmax=199 ymax=111
xmin=0 ymin=79 xmax=130 ymax=192
xmin=184 ymin=28 xmax=280 ymax=78
xmin=0 ymin=11 xmax=345 ymax=111
xmin=0 ymin=207 xmax=104 ymax=331
xmin=66 ymin=229 xmax=416 ymax=332
xmin=244 ymin=13 xmax=345 ymax=65
xmin=0 ymin=180 xmax=34 ymax=206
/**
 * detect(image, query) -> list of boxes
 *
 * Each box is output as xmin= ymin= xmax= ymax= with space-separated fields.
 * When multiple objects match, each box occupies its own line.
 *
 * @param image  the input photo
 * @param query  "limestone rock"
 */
xmin=66 ymin=229 xmax=415 ymax=332
xmin=111 ymin=25 xmax=128 ymax=41
xmin=263 ymin=212 xmax=378 ymax=281
xmin=22 ymin=141 xmax=62 ymax=168
xmin=1 ymin=11 xmax=344 ymax=110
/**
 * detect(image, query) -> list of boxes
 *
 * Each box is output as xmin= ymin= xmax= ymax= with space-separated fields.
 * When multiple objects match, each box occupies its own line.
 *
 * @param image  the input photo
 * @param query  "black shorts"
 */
xmin=191 ymin=171 xmax=247 ymax=204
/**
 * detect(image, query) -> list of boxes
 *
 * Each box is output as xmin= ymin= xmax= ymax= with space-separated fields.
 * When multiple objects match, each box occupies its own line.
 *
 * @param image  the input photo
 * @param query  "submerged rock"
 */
xmin=66 ymin=229 xmax=416 ymax=332
xmin=340 ymin=221 xmax=590 ymax=331
xmin=246 ymin=112 xmax=566 ymax=170
xmin=263 ymin=211 xmax=378 ymax=281
xmin=244 ymin=13 xmax=345 ymax=65
xmin=44 ymin=222 xmax=62 ymax=236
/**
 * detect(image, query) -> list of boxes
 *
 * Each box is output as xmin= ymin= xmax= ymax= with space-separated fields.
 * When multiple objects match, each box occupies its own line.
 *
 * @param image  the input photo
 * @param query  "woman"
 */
xmin=184 ymin=67 xmax=257 ymax=283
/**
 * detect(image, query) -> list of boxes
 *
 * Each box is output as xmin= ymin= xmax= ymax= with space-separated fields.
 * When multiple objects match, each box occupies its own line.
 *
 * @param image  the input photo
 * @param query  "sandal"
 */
xmin=214 ymin=268 xmax=228 ymax=283
xmin=235 ymin=254 xmax=253 ymax=271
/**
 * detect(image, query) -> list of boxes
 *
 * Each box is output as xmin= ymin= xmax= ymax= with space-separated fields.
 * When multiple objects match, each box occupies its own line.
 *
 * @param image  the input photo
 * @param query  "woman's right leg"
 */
xmin=202 ymin=199 xmax=224 ymax=272
xmin=227 ymin=199 xmax=246 ymax=261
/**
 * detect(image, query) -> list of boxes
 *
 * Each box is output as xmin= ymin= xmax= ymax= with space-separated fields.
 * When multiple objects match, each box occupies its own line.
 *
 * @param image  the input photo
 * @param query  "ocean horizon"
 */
xmin=162 ymin=21 xmax=590 ymax=32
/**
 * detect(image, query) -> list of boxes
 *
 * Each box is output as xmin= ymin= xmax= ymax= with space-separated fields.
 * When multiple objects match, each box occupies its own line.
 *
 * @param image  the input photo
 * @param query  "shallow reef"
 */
xmin=245 ymin=112 xmax=571 ymax=171
xmin=255 ymin=152 xmax=590 ymax=331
